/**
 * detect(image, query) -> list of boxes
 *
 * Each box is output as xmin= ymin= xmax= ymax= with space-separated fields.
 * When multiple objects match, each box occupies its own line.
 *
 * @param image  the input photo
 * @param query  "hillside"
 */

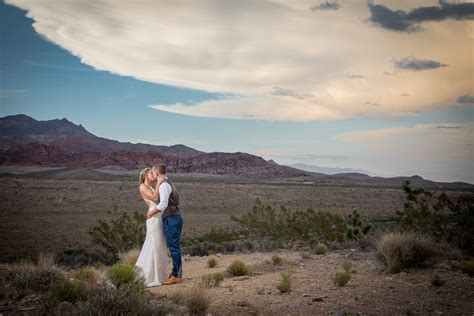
xmin=0 ymin=115 xmax=307 ymax=178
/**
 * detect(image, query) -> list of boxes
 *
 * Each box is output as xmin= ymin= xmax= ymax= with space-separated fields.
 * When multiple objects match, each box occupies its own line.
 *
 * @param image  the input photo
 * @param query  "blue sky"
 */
xmin=0 ymin=1 xmax=473 ymax=183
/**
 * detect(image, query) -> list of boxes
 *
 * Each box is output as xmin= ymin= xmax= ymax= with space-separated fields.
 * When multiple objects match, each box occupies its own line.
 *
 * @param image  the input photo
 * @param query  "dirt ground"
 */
xmin=0 ymin=174 xmax=411 ymax=262
xmin=152 ymin=250 xmax=474 ymax=315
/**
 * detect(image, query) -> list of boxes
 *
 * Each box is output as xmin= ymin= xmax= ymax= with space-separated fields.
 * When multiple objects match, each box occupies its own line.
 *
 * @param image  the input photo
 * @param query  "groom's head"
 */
xmin=152 ymin=163 xmax=167 ymax=178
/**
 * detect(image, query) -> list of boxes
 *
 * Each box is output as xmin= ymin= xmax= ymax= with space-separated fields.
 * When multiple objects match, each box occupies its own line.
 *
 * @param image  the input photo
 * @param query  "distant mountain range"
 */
xmin=0 ymin=114 xmax=306 ymax=178
xmin=287 ymin=163 xmax=372 ymax=176
xmin=0 ymin=114 xmax=472 ymax=188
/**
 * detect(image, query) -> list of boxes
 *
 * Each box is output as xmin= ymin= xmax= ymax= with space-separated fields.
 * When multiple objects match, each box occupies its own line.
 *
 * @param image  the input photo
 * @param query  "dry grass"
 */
xmin=207 ymin=256 xmax=218 ymax=268
xmin=314 ymin=243 xmax=328 ymax=255
xmin=119 ymin=248 xmax=141 ymax=265
xmin=184 ymin=285 xmax=211 ymax=314
xmin=71 ymin=267 xmax=103 ymax=284
xmin=377 ymin=232 xmax=439 ymax=274
xmin=200 ymin=272 xmax=224 ymax=287
xmin=37 ymin=252 xmax=56 ymax=268
xmin=227 ymin=260 xmax=250 ymax=276
xmin=276 ymin=271 xmax=293 ymax=293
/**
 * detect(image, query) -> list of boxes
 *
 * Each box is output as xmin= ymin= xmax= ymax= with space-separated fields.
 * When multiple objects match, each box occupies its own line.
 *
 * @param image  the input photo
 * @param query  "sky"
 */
xmin=0 ymin=0 xmax=473 ymax=183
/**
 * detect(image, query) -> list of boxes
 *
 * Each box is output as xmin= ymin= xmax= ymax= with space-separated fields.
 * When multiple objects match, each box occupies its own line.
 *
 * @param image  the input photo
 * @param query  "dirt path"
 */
xmin=151 ymin=251 xmax=474 ymax=315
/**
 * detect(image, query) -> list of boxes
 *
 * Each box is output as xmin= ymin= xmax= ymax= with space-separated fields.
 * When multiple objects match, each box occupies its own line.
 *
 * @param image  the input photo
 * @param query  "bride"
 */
xmin=135 ymin=167 xmax=168 ymax=287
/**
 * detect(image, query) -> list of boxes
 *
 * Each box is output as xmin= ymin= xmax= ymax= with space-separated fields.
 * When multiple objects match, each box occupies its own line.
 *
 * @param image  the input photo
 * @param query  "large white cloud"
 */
xmin=7 ymin=0 xmax=473 ymax=121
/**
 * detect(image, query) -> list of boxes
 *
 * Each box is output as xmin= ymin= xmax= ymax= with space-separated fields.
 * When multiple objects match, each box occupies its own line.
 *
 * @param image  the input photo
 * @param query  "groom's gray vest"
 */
xmin=162 ymin=178 xmax=181 ymax=218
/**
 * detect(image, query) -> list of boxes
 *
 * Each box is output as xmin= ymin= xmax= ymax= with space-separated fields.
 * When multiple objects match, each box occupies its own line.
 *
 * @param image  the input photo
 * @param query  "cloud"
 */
xmin=337 ymin=122 xmax=474 ymax=182
xmin=393 ymin=57 xmax=447 ymax=71
xmin=367 ymin=1 xmax=474 ymax=32
xmin=6 ymin=0 xmax=472 ymax=121
xmin=269 ymin=87 xmax=313 ymax=99
xmin=457 ymin=95 xmax=474 ymax=104
xmin=346 ymin=73 xmax=364 ymax=79
xmin=311 ymin=1 xmax=340 ymax=11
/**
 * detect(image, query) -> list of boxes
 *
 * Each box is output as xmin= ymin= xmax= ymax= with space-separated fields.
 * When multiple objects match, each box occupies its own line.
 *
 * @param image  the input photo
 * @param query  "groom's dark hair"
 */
xmin=153 ymin=163 xmax=167 ymax=175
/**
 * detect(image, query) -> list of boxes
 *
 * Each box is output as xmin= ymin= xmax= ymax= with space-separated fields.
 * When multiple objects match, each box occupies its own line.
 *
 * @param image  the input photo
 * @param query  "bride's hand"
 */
xmin=157 ymin=175 xmax=166 ymax=185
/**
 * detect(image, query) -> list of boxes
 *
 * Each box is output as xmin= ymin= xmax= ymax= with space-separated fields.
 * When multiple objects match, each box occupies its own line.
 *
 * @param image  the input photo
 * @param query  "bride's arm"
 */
xmin=139 ymin=184 xmax=156 ymax=201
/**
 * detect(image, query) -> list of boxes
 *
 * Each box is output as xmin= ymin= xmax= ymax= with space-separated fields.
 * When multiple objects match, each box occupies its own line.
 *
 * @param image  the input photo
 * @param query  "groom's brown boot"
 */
xmin=163 ymin=275 xmax=182 ymax=285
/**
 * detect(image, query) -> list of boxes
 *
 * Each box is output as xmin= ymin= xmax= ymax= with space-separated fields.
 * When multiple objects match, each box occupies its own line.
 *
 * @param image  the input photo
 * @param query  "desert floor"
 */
xmin=151 ymin=250 xmax=474 ymax=315
xmin=0 ymin=168 xmax=469 ymax=262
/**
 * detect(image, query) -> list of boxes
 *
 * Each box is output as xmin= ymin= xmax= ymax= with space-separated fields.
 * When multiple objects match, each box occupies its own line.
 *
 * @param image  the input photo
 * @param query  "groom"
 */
xmin=152 ymin=163 xmax=184 ymax=285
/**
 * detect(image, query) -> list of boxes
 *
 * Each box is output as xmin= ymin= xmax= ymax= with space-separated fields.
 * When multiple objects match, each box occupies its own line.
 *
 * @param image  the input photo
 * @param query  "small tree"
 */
xmin=89 ymin=207 xmax=146 ymax=258
xmin=345 ymin=209 xmax=372 ymax=248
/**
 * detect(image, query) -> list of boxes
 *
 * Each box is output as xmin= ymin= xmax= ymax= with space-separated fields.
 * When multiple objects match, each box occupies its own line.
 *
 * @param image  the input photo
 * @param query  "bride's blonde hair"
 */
xmin=139 ymin=167 xmax=151 ymax=184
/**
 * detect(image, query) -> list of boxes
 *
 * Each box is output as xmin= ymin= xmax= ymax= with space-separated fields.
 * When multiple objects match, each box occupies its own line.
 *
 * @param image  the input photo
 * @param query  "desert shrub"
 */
xmin=195 ymin=228 xmax=240 ymax=244
xmin=207 ymin=256 xmax=218 ymax=268
xmin=431 ymin=274 xmax=446 ymax=287
xmin=71 ymin=267 xmax=102 ymax=284
xmin=0 ymin=262 xmax=62 ymax=293
xmin=301 ymin=252 xmax=311 ymax=259
xmin=47 ymin=277 xmax=89 ymax=305
xmin=396 ymin=181 xmax=474 ymax=255
xmin=377 ymin=232 xmax=439 ymax=273
xmin=314 ymin=243 xmax=328 ymax=255
xmin=201 ymin=272 xmax=224 ymax=287
xmin=256 ymin=287 xmax=264 ymax=294
xmin=276 ymin=271 xmax=292 ymax=293
xmin=169 ymin=289 xmax=186 ymax=305
xmin=119 ymin=248 xmax=141 ymax=265
xmin=184 ymin=285 xmax=211 ymax=315
xmin=459 ymin=260 xmax=474 ymax=276
xmin=57 ymin=247 xmax=115 ymax=268
xmin=272 ymin=255 xmax=283 ymax=266
xmin=231 ymin=199 xmax=345 ymax=244
xmin=345 ymin=209 xmax=372 ymax=248
xmin=227 ymin=260 xmax=250 ymax=276
xmin=107 ymin=263 xmax=145 ymax=293
xmin=89 ymin=208 xmax=146 ymax=258
xmin=78 ymin=283 xmax=163 ymax=316
xmin=342 ymin=260 xmax=352 ymax=274
xmin=333 ymin=271 xmax=351 ymax=286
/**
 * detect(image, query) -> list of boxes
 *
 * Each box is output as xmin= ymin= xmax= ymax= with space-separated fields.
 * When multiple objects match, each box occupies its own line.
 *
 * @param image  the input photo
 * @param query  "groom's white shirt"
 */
xmin=157 ymin=176 xmax=172 ymax=212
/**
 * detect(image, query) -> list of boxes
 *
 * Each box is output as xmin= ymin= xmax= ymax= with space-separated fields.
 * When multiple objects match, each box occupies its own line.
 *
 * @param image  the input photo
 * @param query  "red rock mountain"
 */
xmin=0 ymin=115 xmax=306 ymax=178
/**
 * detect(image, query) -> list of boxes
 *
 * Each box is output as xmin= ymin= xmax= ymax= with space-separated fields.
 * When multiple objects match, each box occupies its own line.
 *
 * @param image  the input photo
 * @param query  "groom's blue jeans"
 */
xmin=163 ymin=214 xmax=183 ymax=278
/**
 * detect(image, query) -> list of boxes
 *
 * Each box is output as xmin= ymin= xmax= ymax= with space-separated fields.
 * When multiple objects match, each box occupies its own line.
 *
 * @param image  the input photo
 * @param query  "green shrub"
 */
xmin=459 ymin=260 xmax=474 ymax=276
xmin=231 ymin=199 xmax=345 ymax=244
xmin=345 ymin=209 xmax=372 ymax=248
xmin=196 ymin=228 xmax=240 ymax=244
xmin=333 ymin=271 xmax=351 ymax=286
xmin=107 ymin=263 xmax=145 ymax=293
xmin=56 ymin=247 xmax=115 ymax=268
xmin=314 ymin=243 xmax=328 ymax=255
xmin=396 ymin=181 xmax=474 ymax=255
xmin=207 ymin=256 xmax=218 ymax=268
xmin=276 ymin=271 xmax=292 ymax=293
xmin=377 ymin=232 xmax=439 ymax=273
xmin=89 ymin=208 xmax=146 ymax=258
xmin=272 ymin=255 xmax=283 ymax=266
xmin=201 ymin=272 xmax=224 ymax=287
xmin=48 ymin=277 xmax=89 ymax=305
xmin=227 ymin=260 xmax=250 ymax=276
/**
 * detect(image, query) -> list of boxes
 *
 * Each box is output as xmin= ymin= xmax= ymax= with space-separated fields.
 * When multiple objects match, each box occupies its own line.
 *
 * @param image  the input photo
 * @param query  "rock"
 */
xmin=233 ymin=276 xmax=250 ymax=281
xmin=303 ymin=293 xmax=311 ymax=297
xmin=233 ymin=300 xmax=248 ymax=306
xmin=289 ymin=303 xmax=300 ymax=309
xmin=313 ymin=296 xmax=324 ymax=302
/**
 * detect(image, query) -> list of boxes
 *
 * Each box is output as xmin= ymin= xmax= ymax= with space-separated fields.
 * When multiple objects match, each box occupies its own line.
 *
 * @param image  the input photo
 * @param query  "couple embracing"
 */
xmin=136 ymin=164 xmax=184 ymax=287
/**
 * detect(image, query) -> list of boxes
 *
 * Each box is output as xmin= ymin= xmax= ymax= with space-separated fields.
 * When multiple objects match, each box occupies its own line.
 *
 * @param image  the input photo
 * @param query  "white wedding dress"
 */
xmin=135 ymin=188 xmax=168 ymax=287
